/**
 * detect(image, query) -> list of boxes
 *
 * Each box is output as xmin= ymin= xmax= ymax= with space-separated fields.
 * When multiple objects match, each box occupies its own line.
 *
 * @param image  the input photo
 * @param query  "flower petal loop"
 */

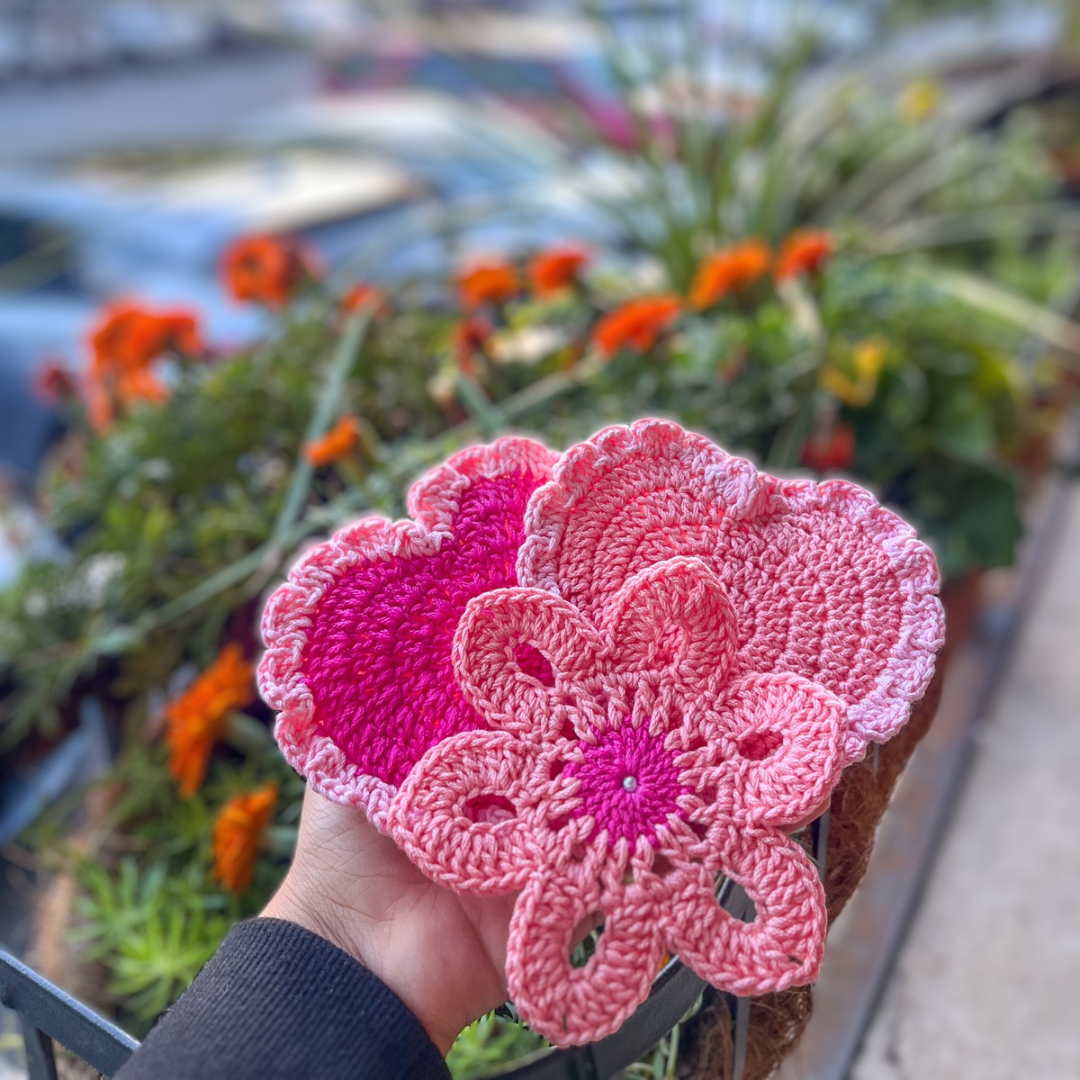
xmin=688 ymin=672 xmax=844 ymax=829
xmin=390 ymin=730 xmax=560 ymax=894
xmin=662 ymin=827 xmax=827 ymax=997
xmin=453 ymin=588 xmax=605 ymax=737
xmin=506 ymin=869 xmax=666 ymax=1046
xmin=604 ymin=557 xmax=737 ymax=694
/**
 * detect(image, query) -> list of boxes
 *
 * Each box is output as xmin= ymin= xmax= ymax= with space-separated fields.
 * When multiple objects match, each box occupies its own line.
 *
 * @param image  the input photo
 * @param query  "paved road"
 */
xmin=852 ymin=481 xmax=1080 ymax=1079
xmin=0 ymin=48 xmax=315 ymax=163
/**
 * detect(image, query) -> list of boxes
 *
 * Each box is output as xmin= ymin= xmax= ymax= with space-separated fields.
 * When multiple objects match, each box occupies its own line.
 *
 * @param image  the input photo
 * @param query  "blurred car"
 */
xmin=0 ymin=21 xmax=20 ymax=81
xmin=238 ymin=91 xmax=630 ymax=263
xmin=238 ymin=91 xmax=569 ymax=201
xmin=101 ymin=1 xmax=214 ymax=64
xmin=22 ymin=6 xmax=114 ymax=78
xmin=0 ymin=150 xmax=430 ymax=473
xmin=270 ymin=0 xmax=374 ymax=45
xmin=317 ymin=17 xmax=640 ymax=149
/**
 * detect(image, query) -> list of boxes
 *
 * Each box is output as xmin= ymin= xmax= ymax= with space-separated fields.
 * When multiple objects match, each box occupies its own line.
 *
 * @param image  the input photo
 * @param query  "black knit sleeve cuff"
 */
xmin=115 ymin=917 xmax=450 ymax=1080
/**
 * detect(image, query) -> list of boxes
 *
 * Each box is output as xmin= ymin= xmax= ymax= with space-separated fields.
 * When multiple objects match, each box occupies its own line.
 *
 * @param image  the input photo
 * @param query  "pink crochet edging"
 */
xmin=518 ymin=419 xmax=944 ymax=766
xmin=258 ymin=436 xmax=558 ymax=831
xmin=388 ymin=556 xmax=842 ymax=1046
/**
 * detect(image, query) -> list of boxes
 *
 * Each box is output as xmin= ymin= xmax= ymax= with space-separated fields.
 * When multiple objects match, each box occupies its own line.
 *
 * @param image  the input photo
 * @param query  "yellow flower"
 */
xmin=899 ymin=79 xmax=942 ymax=124
xmin=820 ymin=336 xmax=888 ymax=408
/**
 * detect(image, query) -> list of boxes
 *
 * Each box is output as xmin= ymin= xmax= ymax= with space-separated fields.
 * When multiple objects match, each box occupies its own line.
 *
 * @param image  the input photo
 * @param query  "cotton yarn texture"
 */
xmin=259 ymin=419 xmax=945 ymax=1047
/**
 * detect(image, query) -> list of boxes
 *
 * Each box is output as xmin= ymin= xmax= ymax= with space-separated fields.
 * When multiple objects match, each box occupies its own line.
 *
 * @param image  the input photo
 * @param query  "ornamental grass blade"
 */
xmin=268 ymin=307 xmax=372 ymax=552
xmin=926 ymin=268 xmax=1080 ymax=358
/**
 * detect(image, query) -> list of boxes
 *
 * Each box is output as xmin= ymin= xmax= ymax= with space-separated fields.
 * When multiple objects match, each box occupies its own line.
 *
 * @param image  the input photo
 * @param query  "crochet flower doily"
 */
xmin=386 ymin=420 xmax=944 ymax=1046
xmin=389 ymin=558 xmax=843 ymax=1044
xmin=258 ymin=437 xmax=558 ymax=830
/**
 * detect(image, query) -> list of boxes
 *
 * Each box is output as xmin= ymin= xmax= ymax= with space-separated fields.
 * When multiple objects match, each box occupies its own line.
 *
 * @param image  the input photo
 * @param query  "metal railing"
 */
xmin=0 ymin=950 xmax=139 ymax=1080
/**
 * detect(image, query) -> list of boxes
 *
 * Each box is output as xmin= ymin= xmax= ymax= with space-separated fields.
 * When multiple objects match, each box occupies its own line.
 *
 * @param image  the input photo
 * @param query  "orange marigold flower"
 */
xmin=457 ymin=262 xmax=521 ymax=309
xmin=221 ymin=234 xmax=318 ymax=308
xmin=690 ymin=239 xmax=771 ymax=308
xmin=165 ymin=643 xmax=255 ymax=798
xmin=304 ymin=415 xmax=362 ymax=467
xmin=801 ymin=422 xmax=856 ymax=473
xmin=453 ymin=315 xmax=492 ymax=376
xmin=158 ymin=312 xmax=202 ymax=356
xmin=84 ymin=302 xmax=202 ymax=432
xmin=529 ymin=246 xmax=590 ymax=298
xmin=90 ymin=302 xmax=201 ymax=373
xmin=775 ymin=229 xmax=835 ymax=282
xmin=592 ymin=295 xmax=682 ymax=356
xmin=340 ymin=283 xmax=390 ymax=320
xmin=212 ymin=784 xmax=278 ymax=894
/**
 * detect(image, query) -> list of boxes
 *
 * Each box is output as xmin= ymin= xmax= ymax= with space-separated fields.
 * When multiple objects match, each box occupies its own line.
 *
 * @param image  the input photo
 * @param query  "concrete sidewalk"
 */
xmin=852 ymin=482 xmax=1080 ymax=1079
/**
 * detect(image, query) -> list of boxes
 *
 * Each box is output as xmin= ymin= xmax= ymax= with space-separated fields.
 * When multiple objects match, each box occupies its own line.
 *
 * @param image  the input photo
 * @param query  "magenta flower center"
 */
xmin=565 ymin=722 xmax=687 ymax=848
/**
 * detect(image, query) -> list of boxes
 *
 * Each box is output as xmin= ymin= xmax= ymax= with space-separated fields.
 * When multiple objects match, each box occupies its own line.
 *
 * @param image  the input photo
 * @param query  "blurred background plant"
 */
xmin=1 ymin=0 xmax=1079 ymax=1076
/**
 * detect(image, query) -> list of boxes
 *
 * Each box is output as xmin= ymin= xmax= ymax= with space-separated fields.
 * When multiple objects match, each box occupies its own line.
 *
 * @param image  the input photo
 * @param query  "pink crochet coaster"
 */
xmin=386 ymin=420 xmax=944 ymax=1046
xmin=258 ymin=437 xmax=559 ymax=830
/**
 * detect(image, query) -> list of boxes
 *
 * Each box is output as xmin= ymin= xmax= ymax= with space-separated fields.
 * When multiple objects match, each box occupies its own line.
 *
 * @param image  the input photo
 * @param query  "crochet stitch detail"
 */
xmin=518 ymin=419 xmax=944 ymax=765
xmin=387 ymin=557 xmax=842 ymax=1045
xmin=258 ymin=437 xmax=558 ymax=830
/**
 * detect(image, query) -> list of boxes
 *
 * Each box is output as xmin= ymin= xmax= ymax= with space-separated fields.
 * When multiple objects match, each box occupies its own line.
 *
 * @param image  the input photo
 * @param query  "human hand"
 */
xmin=261 ymin=785 xmax=516 ymax=1055
xmin=263 ymin=785 xmax=831 ymax=1056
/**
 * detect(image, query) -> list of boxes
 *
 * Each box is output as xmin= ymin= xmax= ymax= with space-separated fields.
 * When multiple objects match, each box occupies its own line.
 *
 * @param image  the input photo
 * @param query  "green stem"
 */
xmin=454 ymin=374 xmax=506 ymax=439
xmin=766 ymin=282 xmax=829 ymax=470
xmin=268 ymin=307 xmax=372 ymax=552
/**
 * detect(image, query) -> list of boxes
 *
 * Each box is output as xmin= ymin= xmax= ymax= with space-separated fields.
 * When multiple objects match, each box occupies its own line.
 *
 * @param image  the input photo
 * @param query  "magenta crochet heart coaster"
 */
xmin=258 ymin=437 xmax=558 ymax=830
xmin=385 ymin=420 xmax=944 ymax=1046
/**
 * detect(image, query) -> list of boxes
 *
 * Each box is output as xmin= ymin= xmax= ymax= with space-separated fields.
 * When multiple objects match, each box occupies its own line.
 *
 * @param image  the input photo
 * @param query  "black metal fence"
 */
xmin=0 ymin=950 xmax=139 ymax=1079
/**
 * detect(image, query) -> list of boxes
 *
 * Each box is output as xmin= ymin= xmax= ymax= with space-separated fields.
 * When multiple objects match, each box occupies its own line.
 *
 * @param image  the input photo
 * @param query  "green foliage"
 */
xmin=69 ymin=858 xmax=234 ymax=1032
xmin=580 ymin=0 xmax=1063 ymax=296
xmin=447 ymin=1014 xmax=548 ymax=1080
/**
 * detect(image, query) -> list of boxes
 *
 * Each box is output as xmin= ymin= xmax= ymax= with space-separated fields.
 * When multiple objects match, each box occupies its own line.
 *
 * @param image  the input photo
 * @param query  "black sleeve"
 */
xmin=115 ymin=917 xmax=451 ymax=1080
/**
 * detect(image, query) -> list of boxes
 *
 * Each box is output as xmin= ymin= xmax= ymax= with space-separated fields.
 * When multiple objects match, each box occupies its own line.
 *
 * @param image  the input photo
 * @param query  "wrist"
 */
xmin=260 ymin=869 xmax=470 ymax=1055
xmin=260 ymin=875 xmax=369 ymax=967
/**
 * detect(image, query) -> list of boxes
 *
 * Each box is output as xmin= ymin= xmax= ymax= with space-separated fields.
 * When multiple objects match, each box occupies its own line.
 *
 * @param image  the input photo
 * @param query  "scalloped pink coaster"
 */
xmin=519 ymin=419 xmax=944 ymax=766
xmin=384 ymin=420 xmax=944 ymax=1046
xmin=258 ymin=437 xmax=559 ymax=830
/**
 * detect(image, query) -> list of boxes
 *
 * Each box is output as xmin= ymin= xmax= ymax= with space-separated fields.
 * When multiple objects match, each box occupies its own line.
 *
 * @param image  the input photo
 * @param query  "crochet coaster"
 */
xmin=384 ymin=420 xmax=944 ymax=1046
xmin=258 ymin=437 xmax=559 ymax=830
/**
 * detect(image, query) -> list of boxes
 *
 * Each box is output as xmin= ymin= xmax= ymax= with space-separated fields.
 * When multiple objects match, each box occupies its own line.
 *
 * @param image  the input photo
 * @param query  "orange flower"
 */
xmin=690 ymin=239 xmax=770 ymax=308
xmin=212 ymin=784 xmax=278 ymax=894
xmin=304 ymin=415 xmax=362 ymax=467
xmin=221 ymin=235 xmax=318 ymax=308
xmin=84 ymin=301 xmax=202 ymax=432
xmin=340 ymin=283 xmax=390 ymax=320
xmin=453 ymin=316 xmax=492 ymax=376
xmin=158 ymin=312 xmax=202 ymax=355
xmin=529 ymin=246 xmax=590 ymax=298
xmin=801 ymin=422 xmax=856 ymax=473
xmin=775 ymin=230 xmax=835 ymax=282
xmin=457 ymin=262 xmax=520 ymax=309
xmin=165 ymin=643 xmax=255 ymax=798
xmin=592 ymin=295 xmax=682 ymax=356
